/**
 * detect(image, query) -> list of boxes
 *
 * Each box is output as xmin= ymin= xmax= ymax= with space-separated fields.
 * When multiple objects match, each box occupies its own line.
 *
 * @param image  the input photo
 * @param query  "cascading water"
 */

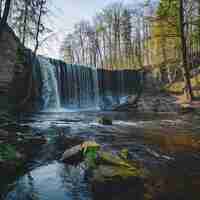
xmin=49 ymin=59 xmax=100 ymax=109
xmin=38 ymin=56 xmax=61 ymax=110
xmin=34 ymin=56 xmax=143 ymax=111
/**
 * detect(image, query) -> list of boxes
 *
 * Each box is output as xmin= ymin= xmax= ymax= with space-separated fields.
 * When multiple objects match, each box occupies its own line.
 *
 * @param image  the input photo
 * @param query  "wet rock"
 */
xmin=0 ymin=144 xmax=26 ymax=178
xmin=0 ymin=129 xmax=9 ymax=138
xmin=91 ymin=164 xmax=144 ymax=200
xmin=97 ymin=151 xmax=133 ymax=168
xmin=55 ymin=134 xmax=84 ymax=150
xmin=89 ymin=151 xmax=145 ymax=200
xmin=0 ymin=129 xmax=46 ymax=178
xmin=98 ymin=116 xmax=112 ymax=125
xmin=19 ymin=136 xmax=46 ymax=157
xmin=61 ymin=141 xmax=100 ymax=165
xmin=61 ymin=142 xmax=145 ymax=199
xmin=61 ymin=144 xmax=83 ymax=164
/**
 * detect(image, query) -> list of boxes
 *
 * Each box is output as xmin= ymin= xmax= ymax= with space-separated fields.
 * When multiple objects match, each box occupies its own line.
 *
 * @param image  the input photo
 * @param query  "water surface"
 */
xmin=1 ymin=110 xmax=200 ymax=200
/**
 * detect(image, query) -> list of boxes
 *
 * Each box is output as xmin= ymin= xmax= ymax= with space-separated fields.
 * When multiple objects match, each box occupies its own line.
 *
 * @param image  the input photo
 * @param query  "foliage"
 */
xmin=82 ymin=141 xmax=100 ymax=168
xmin=166 ymin=74 xmax=200 ymax=98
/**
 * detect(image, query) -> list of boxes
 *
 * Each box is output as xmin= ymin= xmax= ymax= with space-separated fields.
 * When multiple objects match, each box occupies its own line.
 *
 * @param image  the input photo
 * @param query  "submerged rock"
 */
xmin=98 ymin=116 xmax=112 ymax=125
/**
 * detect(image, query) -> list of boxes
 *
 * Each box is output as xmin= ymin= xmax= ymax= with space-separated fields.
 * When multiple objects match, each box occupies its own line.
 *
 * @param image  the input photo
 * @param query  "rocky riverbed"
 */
xmin=0 ymin=109 xmax=200 ymax=200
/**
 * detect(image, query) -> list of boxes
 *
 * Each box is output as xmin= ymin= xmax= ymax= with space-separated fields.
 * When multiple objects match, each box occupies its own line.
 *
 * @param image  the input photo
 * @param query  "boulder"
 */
xmin=92 ymin=151 xmax=145 ymax=200
xmin=97 ymin=151 xmax=133 ymax=168
xmin=61 ymin=144 xmax=83 ymax=164
xmin=55 ymin=135 xmax=84 ymax=150
xmin=98 ymin=116 xmax=112 ymax=125
xmin=61 ymin=143 xmax=145 ymax=200
xmin=61 ymin=141 xmax=100 ymax=165
xmin=91 ymin=164 xmax=144 ymax=200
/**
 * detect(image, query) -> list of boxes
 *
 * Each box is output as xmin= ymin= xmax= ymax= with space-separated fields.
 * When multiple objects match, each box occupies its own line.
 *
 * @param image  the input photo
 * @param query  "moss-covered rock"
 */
xmin=90 ymin=151 xmax=145 ymax=200
xmin=97 ymin=151 xmax=133 ymax=168
xmin=98 ymin=116 xmax=112 ymax=125
xmin=61 ymin=142 xmax=145 ymax=200
xmin=0 ymin=143 xmax=25 ymax=178
xmin=91 ymin=164 xmax=144 ymax=200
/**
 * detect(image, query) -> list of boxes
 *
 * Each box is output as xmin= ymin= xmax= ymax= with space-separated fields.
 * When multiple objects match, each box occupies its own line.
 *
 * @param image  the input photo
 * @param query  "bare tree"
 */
xmin=0 ymin=0 xmax=12 ymax=37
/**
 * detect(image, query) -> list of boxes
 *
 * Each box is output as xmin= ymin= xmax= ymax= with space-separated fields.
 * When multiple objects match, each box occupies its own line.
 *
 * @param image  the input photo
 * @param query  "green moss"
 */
xmin=98 ymin=151 xmax=137 ymax=170
xmin=0 ymin=144 xmax=17 ymax=161
xmin=119 ymin=149 xmax=129 ymax=160
xmin=93 ymin=165 xmax=144 ymax=183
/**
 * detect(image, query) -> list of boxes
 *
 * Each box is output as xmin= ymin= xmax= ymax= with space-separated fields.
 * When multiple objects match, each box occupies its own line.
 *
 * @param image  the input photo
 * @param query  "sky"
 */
xmin=39 ymin=0 xmax=143 ymax=59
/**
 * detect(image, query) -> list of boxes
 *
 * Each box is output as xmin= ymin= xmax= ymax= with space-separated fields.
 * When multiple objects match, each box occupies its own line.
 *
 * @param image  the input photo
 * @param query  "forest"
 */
xmin=0 ymin=0 xmax=200 ymax=200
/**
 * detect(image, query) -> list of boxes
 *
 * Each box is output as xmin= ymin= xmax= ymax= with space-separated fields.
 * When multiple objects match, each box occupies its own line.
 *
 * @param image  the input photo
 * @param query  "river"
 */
xmin=1 ymin=109 xmax=200 ymax=200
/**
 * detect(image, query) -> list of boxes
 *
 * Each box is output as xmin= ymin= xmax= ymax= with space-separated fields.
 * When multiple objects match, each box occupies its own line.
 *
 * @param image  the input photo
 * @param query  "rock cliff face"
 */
xmin=0 ymin=25 xmax=19 ymax=95
xmin=0 ymin=25 xmax=34 ymax=111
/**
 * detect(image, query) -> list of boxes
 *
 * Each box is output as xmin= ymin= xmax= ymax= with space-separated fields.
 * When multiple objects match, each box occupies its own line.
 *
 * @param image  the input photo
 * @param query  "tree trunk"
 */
xmin=179 ymin=0 xmax=194 ymax=101
xmin=34 ymin=0 xmax=43 ymax=55
xmin=0 ymin=0 xmax=3 ymax=17
xmin=22 ymin=0 xmax=28 ymax=45
xmin=0 ymin=0 xmax=12 ymax=38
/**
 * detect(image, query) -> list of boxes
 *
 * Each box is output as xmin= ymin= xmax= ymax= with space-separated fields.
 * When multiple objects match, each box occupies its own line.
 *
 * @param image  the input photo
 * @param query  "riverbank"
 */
xmin=0 ymin=111 xmax=46 ymax=187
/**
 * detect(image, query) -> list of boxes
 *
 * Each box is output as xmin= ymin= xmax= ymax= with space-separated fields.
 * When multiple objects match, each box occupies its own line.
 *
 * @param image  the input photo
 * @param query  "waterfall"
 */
xmin=38 ymin=56 xmax=61 ymax=110
xmin=34 ymin=56 xmax=143 ymax=111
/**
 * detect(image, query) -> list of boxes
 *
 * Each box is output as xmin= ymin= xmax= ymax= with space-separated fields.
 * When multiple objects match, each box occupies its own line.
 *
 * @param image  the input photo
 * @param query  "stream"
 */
xmin=1 ymin=110 xmax=200 ymax=200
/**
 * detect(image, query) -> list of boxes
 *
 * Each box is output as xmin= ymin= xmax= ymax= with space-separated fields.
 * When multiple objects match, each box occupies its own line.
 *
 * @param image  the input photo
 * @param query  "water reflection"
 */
xmin=5 ymin=162 xmax=91 ymax=200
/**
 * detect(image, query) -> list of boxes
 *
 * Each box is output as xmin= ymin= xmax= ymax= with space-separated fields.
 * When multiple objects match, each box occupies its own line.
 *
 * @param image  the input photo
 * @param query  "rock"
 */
xmin=61 ymin=141 xmax=100 ymax=165
xmin=61 ymin=143 xmax=145 ymax=199
xmin=98 ymin=116 xmax=112 ymax=125
xmin=55 ymin=135 xmax=84 ymax=150
xmin=89 ymin=151 xmax=145 ymax=200
xmin=0 ymin=143 xmax=26 ymax=178
xmin=119 ymin=148 xmax=130 ymax=160
xmin=20 ymin=136 xmax=46 ymax=156
xmin=97 ymin=151 xmax=133 ymax=168
xmin=91 ymin=165 xmax=144 ymax=200
xmin=0 ymin=129 xmax=9 ymax=138
xmin=61 ymin=144 xmax=83 ymax=164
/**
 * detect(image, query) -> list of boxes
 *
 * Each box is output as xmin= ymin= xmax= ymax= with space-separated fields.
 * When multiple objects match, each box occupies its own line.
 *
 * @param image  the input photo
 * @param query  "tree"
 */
xmin=179 ymin=0 xmax=194 ymax=100
xmin=121 ymin=8 xmax=132 ymax=66
xmin=34 ymin=0 xmax=47 ymax=55
xmin=0 ymin=0 xmax=12 ymax=37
